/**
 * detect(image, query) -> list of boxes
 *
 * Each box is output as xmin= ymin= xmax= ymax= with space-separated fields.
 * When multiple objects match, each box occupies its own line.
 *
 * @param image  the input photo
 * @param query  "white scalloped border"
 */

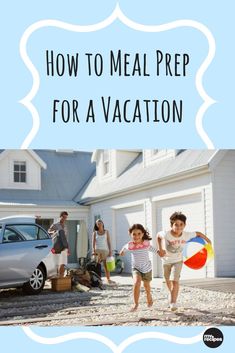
xmin=19 ymin=3 xmax=216 ymax=148
xmin=22 ymin=326 xmax=203 ymax=352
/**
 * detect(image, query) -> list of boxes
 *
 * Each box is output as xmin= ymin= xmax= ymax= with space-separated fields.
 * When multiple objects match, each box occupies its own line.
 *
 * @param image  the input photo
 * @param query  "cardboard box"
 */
xmin=51 ymin=276 xmax=72 ymax=292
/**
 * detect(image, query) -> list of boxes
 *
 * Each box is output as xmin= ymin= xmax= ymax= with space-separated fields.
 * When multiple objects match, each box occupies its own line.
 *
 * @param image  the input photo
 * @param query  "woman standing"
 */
xmin=92 ymin=219 xmax=115 ymax=285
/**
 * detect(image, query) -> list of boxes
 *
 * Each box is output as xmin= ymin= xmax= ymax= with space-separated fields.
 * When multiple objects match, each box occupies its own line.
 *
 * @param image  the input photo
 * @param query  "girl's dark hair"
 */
xmin=170 ymin=212 xmax=187 ymax=226
xmin=93 ymin=219 xmax=105 ymax=231
xmin=128 ymin=224 xmax=152 ymax=240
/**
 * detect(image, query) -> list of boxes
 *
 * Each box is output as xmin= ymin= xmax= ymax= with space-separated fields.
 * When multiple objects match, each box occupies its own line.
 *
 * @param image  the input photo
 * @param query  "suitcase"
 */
xmin=86 ymin=260 xmax=102 ymax=287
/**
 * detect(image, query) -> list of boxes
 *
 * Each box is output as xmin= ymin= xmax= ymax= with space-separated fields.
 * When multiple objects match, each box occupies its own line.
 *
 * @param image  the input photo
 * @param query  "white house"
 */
xmin=1 ymin=149 xmax=235 ymax=279
xmin=0 ymin=149 xmax=95 ymax=265
xmin=77 ymin=149 xmax=235 ymax=279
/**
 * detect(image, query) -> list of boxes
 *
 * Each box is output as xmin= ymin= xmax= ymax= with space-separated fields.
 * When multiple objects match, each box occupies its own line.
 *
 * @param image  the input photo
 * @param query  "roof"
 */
xmin=0 ymin=150 xmax=47 ymax=169
xmin=76 ymin=150 xmax=218 ymax=204
xmin=0 ymin=150 xmax=95 ymax=206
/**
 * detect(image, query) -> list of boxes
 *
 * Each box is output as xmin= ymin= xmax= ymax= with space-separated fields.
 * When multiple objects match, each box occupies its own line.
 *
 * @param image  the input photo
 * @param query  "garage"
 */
xmin=115 ymin=204 xmax=145 ymax=273
xmin=155 ymin=192 xmax=207 ymax=279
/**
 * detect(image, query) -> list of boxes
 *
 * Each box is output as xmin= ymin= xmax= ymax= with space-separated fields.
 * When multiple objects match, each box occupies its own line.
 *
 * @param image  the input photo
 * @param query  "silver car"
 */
xmin=0 ymin=216 xmax=57 ymax=294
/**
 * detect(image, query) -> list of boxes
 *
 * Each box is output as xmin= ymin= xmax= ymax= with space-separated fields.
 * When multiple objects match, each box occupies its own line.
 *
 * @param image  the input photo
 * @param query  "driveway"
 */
xmin=0 ymin=276 xmax=234 ymax=326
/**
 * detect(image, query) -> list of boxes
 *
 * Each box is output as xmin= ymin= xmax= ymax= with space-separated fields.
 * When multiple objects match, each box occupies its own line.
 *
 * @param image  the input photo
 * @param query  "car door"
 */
xmin=0 ymin=223 xmax=52 ymax=287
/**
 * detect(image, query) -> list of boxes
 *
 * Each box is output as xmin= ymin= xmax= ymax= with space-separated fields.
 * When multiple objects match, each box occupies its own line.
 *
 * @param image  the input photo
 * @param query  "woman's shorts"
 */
xmin=163 ymin=261 xmax=183 ymax=281
xmin=133 ymin=268 xmax=152 ymax=282
xmin=96 ymin=249 xmax=109 ymax=261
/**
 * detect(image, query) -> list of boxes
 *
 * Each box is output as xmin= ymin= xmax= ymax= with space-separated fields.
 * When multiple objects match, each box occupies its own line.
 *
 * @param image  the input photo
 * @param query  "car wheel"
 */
xmin=22 ymin=265 xmax=46 ymax=295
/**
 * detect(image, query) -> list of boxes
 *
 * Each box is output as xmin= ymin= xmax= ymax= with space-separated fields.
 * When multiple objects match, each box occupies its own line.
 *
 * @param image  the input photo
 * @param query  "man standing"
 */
xmin=48 ymin=211 xmax=69 ymax=277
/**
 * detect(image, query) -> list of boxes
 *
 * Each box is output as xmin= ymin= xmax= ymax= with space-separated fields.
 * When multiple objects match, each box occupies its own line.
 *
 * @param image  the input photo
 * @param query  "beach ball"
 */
xmin=183 ymin=237 xmax=214 ymax=270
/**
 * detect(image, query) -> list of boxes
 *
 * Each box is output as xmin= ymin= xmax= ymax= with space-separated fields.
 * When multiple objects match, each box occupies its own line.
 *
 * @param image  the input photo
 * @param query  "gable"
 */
xmin=0 ymin=150 xmax=46 ymax=190
xmin=0 ymin=150 xmax=95 ymax=205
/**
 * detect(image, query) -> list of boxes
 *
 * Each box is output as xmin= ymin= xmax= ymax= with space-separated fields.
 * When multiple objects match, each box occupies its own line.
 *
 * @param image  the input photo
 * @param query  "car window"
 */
xmin=38 ymin=227 xmax=49 ymax=240
xmin=2 ymin=227 xmax=24 ymax=243
xmin=10 ymin=224 xmax=49 ymax=241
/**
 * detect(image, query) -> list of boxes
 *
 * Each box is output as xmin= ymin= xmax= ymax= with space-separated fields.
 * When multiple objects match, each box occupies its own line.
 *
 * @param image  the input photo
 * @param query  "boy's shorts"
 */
xmin=133 ymin=268 xmax=152 ymax=282
xmin=163 ymin=261 xmax=183 ymax=281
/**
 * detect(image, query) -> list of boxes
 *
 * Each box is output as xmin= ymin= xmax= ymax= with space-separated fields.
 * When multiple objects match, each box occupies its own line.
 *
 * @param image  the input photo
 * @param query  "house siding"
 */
xmin=212 ymin=150 xmax=235 ymax=276
xmin=88 ymin=172 xmax=214 ymax=278
xmin=0 ymin=150 xmax=42 ymax=190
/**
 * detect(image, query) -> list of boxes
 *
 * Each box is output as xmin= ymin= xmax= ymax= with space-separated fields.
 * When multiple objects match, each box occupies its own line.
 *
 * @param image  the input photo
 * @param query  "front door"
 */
xmin=67 ymin=220 xmax=80 ymax=263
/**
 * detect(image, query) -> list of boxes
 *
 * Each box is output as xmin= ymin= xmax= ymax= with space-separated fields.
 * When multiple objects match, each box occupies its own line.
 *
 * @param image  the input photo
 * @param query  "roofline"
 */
xmin=91 ymin=150 xmax=100 ymax=163
xmin=91 ymin=149 xmax=142 ymax=163
xmin=78 ymin=164 xmax=210 ymax=205
xmin=29 ymin=150 xmax=47 ymax=169
xmin=73 ymin=169 xmax=96 ymax=202
xmin=0 ymin=150 xmax=47 ymax=169
xmin=0 ymin=202 xmax=89 ymax=209
xmin=208 ymin=150 xmax=227 ymax=170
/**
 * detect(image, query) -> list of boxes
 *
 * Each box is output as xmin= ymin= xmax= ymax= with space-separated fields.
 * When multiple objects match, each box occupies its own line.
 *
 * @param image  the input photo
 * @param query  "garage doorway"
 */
xmin=115 ymin=205 xmax=145 ymax=273
xmin=155 ymin=192 xmax=206 ymax=279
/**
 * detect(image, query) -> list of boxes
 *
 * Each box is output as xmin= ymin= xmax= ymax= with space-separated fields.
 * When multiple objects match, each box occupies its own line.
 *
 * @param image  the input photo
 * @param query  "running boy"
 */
xmin=120 ymin=224 xmax=159 ymax=312
xmin=157 ymin=212 xmax=211 ymax=311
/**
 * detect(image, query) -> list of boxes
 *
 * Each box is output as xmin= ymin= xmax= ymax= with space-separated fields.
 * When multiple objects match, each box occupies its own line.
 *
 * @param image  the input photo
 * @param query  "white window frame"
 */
xmin=103 ymin=150 xmax=110 ymax=176
xmin=13 ymin=161 xmax=27 ymax=184
xmin=151 ymin=149 xmax=167 ymax=160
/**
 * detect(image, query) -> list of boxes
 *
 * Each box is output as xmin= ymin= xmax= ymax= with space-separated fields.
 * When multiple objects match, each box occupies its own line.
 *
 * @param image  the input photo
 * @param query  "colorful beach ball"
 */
xmin=183 ymin=237 xmax=214 ymax=270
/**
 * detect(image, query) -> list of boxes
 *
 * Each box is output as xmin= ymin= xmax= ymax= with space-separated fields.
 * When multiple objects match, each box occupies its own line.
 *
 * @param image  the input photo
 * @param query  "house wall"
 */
xmin=212 ymin=150 xmax=235 ymax=276
xmin=88 ymin=172 xmax=214 ymax=278
xmin=0 ymin=150 xmax=42 ymax=190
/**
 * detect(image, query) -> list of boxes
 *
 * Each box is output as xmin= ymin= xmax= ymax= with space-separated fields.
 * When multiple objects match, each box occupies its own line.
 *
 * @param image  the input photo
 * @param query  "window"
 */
xmin=9 ymin=224 xmax=49 ymax=241
xmin=151 ymin=149 xmax=168 ymax=159
xmin=38 ymin=227 xmax=49 ymax=240
xmin=14 ymin=161 xmax=26 ymax=183
xmin=2 ymin=225 xmax=49 ymax=242
xmin=152 ymin=149 xmax=159 ymax=155
xmin=103 ymin=151 xmax=110 ymax=175
xmin=3 ymin=227 xmax=23 ymax=243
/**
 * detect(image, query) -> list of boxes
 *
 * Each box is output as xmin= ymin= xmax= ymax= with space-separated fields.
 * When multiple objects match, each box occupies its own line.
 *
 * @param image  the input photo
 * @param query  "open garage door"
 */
xmin=115 ymin=205 xmax=145 ymax=273
xmin=155 ymin=192 xmax=207 ymax=279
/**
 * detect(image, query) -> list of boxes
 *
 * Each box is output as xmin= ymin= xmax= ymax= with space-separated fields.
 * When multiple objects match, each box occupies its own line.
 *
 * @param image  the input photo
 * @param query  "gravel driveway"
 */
xmin=0 ymin=276 xmax=234 ymax=326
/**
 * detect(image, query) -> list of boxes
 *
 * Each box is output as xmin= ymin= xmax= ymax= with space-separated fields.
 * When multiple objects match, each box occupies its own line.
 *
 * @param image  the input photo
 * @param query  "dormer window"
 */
xmin=103 ymin=151 xmax=110 ymax=175
xmin=143 ymin=149 xmax=177 ymax=168
xmin=13 ymin=161 xmax=27 ymax=183
xmin=151 ymin=149 xmax=167 ymax=159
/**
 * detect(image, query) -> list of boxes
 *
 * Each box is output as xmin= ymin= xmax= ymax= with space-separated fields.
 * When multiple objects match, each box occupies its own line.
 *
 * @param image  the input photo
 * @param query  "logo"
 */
xmin=203 ymin=328 xmax=224 ymax=348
